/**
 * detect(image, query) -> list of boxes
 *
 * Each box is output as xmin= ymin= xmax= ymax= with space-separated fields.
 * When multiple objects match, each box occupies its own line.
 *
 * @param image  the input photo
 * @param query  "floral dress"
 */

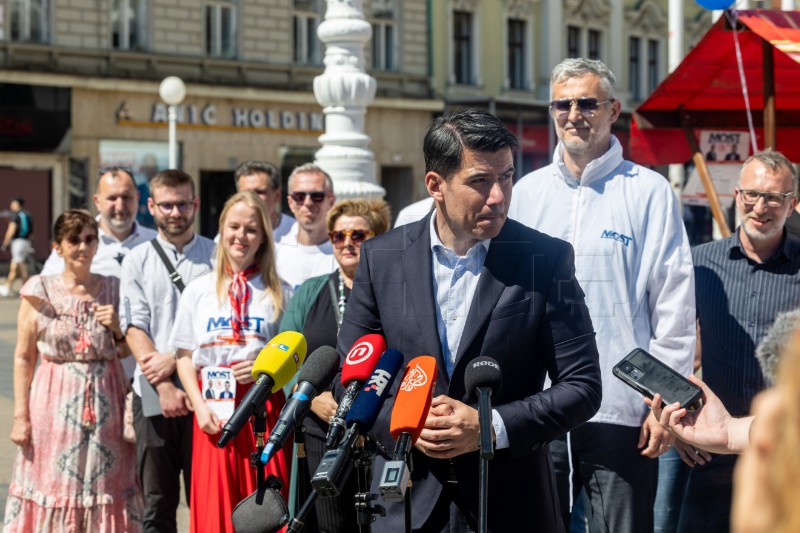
xmin=3 ymin=275 xmax=143 ymax=533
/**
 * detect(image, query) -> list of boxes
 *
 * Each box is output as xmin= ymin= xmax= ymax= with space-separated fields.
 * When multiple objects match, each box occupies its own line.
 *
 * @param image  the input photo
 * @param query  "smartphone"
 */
xmin=613 ymin=348 xmax=702 ymax=409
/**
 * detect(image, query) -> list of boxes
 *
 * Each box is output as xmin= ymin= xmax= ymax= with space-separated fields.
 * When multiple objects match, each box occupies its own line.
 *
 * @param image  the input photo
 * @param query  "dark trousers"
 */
xmin=551 ymin=422 xmax=658 ymax=533
xmin=676 ymin=454 xmax=736 ymax=533
xmin=132 ymin=394 xmax=193 ymax=533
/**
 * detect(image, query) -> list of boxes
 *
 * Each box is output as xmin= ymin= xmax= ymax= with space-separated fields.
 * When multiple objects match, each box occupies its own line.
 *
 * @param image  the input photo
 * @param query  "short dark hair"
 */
xmin=12 ymin=196 xmax=24 ymax=207
xmin=149 ymin=169 xmax=195 ymax=197
xmin=423 ymin=109 xmax=519 ymax=180
xmin=234 ymin=160 xmax=281 ymax=191
xmin=53 ymin=209 xmax=97 ymax=244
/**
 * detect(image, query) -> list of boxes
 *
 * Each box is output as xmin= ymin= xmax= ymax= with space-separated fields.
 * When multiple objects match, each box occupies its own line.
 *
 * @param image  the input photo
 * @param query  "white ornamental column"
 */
xmin=313 ymin=0 xmax=385 ymax=200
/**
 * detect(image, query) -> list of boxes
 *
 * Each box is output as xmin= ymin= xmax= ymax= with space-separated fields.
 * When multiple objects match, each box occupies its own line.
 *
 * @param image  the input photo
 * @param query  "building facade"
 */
xmin=0 ymin=0 xmax=437 ymax=250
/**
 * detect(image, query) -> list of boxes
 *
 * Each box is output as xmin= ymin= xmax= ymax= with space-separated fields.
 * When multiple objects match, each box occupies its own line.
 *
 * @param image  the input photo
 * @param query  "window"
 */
xmin=10 ymin=0 xmax=49 ymax=42
xmin=588 ymin=29 xmax=601 ymax=60
xmin=293 ymin=0 xmax=321 ymax=65
xmin=206 ymin=2 xmax=236 ymax=58
xmin=647 ymin=39 xmax=660 ymax=93
xmin=507 ymin=18 xmax=525 ymax=90
xmin=567 ymin=26 xmax=580 ymax=58
xmin=453 ymin=10 xmax=473 ymax=84
xmin=629 ymin=36 xmax=641 ymax=101
xmin=371 ymin=1 xmax=397 ymax=71
xmin=112 ymin=0 xmax=147 ymax=50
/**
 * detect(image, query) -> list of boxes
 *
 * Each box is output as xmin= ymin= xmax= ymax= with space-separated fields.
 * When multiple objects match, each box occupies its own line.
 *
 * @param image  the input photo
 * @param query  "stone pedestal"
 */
xmin=313 ymin=0 xmax=386 ymax=200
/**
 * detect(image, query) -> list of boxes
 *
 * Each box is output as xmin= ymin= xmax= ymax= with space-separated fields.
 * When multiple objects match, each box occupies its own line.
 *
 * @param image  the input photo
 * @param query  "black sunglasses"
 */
xmin=66 ymin=234 xmax=98 ymax=246
xmin=290 ymin=191 xmax=327 ymax=203
xmin=329 ymin=229 xmax=375 ymax=246
xmin=549 ymin=97 xmax=612 ymax=116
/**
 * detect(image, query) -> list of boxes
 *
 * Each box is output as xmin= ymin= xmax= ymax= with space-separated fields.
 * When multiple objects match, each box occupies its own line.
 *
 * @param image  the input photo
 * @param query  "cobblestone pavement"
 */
xmin=0 ymin=290 xmax=190 ymax=530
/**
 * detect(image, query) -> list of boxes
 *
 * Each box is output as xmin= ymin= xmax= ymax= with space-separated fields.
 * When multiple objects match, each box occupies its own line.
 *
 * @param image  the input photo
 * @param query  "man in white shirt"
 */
xmin=40 ymin=167 xmax=157 ymax=377
xmin=275 ymin=163 xmax=337 ymax=289
xmin=394 ymin=196 xmax=435 ymax=228
xmin=508 ymin=58 xmax=695 ymax=533
xmin=120 ymin=169 xmax=215 ymax=533
xmin=234 ymin=160 xmax=295 ymax=242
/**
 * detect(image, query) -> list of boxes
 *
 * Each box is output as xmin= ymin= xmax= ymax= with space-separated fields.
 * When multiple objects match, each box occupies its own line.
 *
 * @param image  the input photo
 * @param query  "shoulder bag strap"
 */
xmin=150 ymin=239 xmax=185 ymax=293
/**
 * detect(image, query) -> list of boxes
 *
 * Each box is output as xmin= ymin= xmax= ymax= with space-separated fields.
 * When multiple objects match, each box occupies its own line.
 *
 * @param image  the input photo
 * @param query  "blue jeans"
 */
xmin=676 ymin=454 xmax=736 ymax=533
xmin=654 ymin=448 xmax=691 ymax=533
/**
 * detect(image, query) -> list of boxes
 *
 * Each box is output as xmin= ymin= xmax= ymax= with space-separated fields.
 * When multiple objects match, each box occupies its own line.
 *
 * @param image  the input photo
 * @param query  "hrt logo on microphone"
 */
xmin=364 ymin=369 xmax=392 ymax=395
xmin=400 ymin=363 xmax=428 ymax=392
xmin=472 ymin=360 xmax=500 ymax=371
xmin=346 ymin=341 xmax=373 ymax=365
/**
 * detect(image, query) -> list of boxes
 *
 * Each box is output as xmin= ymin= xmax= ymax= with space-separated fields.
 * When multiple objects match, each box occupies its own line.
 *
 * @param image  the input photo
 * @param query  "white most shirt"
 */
xmin=169 ymin=272 xmax=293 ymax=369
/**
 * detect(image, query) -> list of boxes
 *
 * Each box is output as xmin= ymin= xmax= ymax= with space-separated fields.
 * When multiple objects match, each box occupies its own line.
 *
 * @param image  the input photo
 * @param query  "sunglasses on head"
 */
xmin=328 ymin=229 xmax=375 ymax=246
xmin=549 ymin=97 xmax=612 ymax=117
xmin=290 ymin=191 xmax=327 ymax=203
xmin=155 ymin=201 xmax=193 ymax=214
xmin=66 ymin=234 xmax=98 ymax=246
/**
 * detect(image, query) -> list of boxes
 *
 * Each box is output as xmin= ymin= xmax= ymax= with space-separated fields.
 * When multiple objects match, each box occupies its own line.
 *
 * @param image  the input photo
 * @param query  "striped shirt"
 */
xmin=694 ymin=229 xmax=800 ymax=416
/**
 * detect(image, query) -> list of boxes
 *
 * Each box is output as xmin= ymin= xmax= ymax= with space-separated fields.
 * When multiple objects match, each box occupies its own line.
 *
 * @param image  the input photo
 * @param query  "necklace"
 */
xmin=337 ymin=271 xmax=347 ymax=328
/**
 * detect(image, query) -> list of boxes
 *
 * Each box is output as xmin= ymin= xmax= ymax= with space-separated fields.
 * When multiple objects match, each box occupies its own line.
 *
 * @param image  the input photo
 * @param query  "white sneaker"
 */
xmin=0 ymin=286 xmax=9 ymax=297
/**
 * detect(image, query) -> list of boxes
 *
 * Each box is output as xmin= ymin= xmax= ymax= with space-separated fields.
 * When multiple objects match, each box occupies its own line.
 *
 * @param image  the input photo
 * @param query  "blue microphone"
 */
xmin=311 ymin=349 xmax=405 ymax=497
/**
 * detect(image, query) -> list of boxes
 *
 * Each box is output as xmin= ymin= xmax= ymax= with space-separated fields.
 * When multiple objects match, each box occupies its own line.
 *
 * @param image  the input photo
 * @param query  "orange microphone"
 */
xmin=380 ymin=355 xmax=438 ymax=502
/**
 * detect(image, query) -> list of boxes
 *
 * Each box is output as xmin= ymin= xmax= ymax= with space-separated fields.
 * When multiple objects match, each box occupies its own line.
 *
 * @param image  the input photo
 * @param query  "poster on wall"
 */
xmin=99 ymin=140 xmax=174 ymax=230
xmin=682 ymin=130 xmax=751 ymax=207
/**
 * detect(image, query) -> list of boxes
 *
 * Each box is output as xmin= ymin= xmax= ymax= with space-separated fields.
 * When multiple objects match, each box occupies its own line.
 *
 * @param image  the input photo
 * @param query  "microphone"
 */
xmin=217 ymin=331 xmax=307 ymax=448
xmin=311 ymin=348 xmax=404 ymax=498
xmin=464 ymin=356 xmax=503 ymax=460
xmin=260 ymin=346 xmax=340 ymax=464
xmin=325 ymin=333 xmax=387 ymax=448
xmin=755 ymin=308 xmax=800 ymax=386
xmin=379 ymin=356 xmax=438 ymax=502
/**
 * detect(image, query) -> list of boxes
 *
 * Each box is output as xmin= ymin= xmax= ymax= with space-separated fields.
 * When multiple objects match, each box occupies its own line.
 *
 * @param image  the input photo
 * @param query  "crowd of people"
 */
xmin=4 ymin=56 xmax=800 ymax=533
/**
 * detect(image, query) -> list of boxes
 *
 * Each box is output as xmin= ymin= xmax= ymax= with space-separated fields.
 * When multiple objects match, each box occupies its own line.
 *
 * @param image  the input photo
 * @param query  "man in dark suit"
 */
xmin=336 ymin=109 xmax=602 ymax=532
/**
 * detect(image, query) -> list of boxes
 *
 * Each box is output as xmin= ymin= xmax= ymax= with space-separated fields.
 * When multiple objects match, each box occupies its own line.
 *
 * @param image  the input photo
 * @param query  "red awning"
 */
xmin=631 ymin=9 xmax=800 ymax=166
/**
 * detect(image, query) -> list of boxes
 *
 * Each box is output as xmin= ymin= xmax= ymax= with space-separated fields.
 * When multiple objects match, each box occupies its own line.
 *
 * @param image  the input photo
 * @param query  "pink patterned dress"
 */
xmin=3 ymin=275 xmax=143 ymax=533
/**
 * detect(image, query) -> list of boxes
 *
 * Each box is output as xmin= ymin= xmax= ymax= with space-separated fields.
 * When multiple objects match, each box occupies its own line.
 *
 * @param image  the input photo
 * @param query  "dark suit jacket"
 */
xmin=335 ymin=214 xmax=602 ymax=532
xmin=205 ymin=388 xmax=215 ymax=399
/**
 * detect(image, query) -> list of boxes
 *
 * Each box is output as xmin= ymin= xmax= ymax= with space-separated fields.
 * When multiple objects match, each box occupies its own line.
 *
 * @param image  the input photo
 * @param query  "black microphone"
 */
xmin=260 ymin=346 xmax=340 ymax=464
xmin=464 ymin=356 xmax=503 ymax=460
xmin=311 ymin=349 xmax=404 ymax=497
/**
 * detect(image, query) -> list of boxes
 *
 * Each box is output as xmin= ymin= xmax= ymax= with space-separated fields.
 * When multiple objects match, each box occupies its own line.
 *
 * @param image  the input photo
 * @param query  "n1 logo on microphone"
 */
xmin=346 ymin=341 xmax=375 ymax=366
xmin=364 ymin=369 xmax=392 ymax=395
xmin=399 ymin=362 xmax=428 ymax=392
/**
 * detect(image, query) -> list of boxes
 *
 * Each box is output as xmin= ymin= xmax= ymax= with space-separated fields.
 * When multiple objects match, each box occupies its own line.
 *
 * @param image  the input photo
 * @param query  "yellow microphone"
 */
xmin=218 ymin=331 xmax=307 ymax=447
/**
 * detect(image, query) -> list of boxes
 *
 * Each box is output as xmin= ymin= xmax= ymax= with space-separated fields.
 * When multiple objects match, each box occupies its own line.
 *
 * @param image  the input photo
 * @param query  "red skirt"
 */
xmin=189 ymin=381 xmax=291 ymax=533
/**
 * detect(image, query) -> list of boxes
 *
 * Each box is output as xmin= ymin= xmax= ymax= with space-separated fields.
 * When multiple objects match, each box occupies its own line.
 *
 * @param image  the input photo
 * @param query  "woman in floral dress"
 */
xmin=4 ymin=209 xmax=142 ymax=532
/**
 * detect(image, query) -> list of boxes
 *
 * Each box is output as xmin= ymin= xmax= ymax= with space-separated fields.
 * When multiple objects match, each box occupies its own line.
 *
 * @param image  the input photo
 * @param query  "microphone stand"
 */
xmin=286 ymin=488 xmax=319 ymax=533
xmin=353 ymin=435 xmax=385 ymax=532
xmin=250 ymin=406 xmax=268 ymax=490
xmin=476 ymin=386 xmax=494 ymax=533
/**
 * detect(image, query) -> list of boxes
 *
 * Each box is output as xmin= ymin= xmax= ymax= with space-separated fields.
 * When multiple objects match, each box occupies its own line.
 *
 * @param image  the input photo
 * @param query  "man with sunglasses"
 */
xmin=335 ymin=108 xmax=602 ymax=532
xmin=508 ymin=58 xmax=695 ymax=533
xmin=275 ymin=163 xmax=337 ymax=289
xmin=119 ymin=169 xmax=215 ymax=533
xmin=679 ymin=149 xmax=800 ymax=533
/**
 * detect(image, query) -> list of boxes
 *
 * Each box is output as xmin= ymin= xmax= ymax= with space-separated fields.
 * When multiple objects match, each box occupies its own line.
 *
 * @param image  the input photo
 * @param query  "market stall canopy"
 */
xmin=631 ymin=9 xmax=800 ymax=166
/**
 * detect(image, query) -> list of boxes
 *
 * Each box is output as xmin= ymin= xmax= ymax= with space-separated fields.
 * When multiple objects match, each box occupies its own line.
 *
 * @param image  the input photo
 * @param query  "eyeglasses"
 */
xmin=156 ymin=201 xmax=193 ymax=214
xmin=329 ymin=229 xmax=375 ymax=246
xmin=549 ymin=97 xmax=613 ymax=118
xmin=737 ymin=188 xmax=796 ymax=208
xmin=66 ymin=234 xmax=98 ymax=246
xmin=290 ymin=191 xmax=327 ymax=204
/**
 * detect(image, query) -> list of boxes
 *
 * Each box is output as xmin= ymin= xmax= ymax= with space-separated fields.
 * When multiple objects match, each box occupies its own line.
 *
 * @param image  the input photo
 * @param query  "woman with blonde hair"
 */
xmin=170 ymin=191 xmax=293 ymax=533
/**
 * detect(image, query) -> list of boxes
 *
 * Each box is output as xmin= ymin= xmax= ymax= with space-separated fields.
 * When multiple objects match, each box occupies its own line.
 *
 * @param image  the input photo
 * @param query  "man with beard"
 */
xmin=678 ymin=149 xmax=800 ymax=533
xmin=275 ymin=163 xmax=336 ymax=289
xmin=508 ymin=58 xmax=695 ymax=533
xmin=120 ymin=169 xmax=215 ymax=533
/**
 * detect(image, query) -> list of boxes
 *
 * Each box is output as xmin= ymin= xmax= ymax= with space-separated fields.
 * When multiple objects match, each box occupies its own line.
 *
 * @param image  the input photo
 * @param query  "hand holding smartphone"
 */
xmin=613 ymin=348 xmax=702 ymax=410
